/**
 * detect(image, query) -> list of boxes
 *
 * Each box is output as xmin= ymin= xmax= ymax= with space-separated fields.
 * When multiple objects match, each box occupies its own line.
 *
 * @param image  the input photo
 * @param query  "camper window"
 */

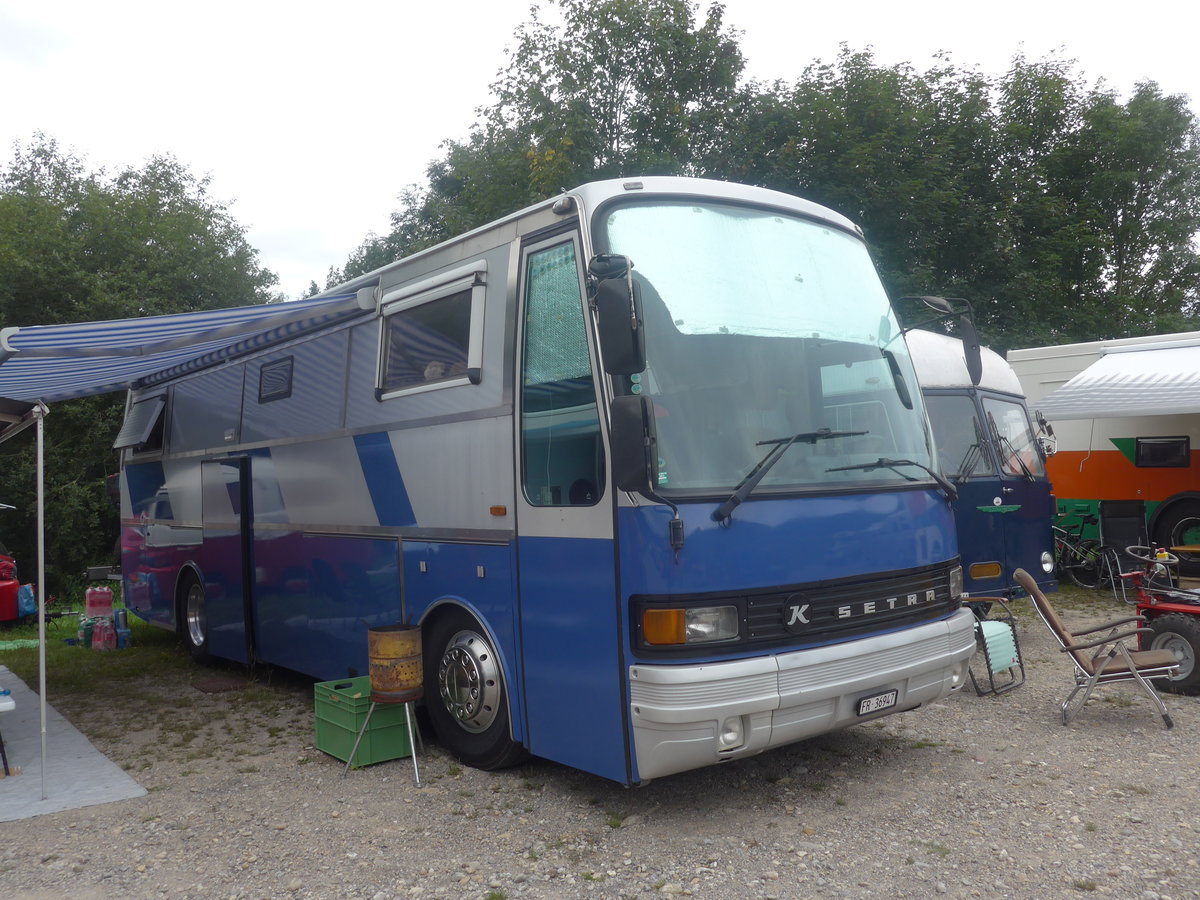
xmin=1136 ymin=436 xmax=1190 ymax=468
xmin=258 ymin=357 xmax=294 ymax=403
xmin=114 ymin=394 xmax=166 ymax=454
xmin=378 ymin=288 xmax=473 ymax=397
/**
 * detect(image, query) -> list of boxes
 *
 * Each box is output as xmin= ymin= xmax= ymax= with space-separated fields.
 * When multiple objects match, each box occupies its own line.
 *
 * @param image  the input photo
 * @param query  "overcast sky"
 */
xmin=2 ymin=1 xmax=1197 ymax=304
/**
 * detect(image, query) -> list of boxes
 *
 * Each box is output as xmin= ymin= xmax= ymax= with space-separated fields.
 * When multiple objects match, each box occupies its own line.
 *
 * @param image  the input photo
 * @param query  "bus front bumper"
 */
xmin=628 ymin=608 xmax=976 ymax=781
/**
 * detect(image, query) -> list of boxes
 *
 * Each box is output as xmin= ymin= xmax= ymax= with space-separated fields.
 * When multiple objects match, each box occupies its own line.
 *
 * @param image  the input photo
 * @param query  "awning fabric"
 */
xmin=0 ymin=294 xmax=366 ymax=403
xmin=1038 ymin=344 xmax=1200 ymax=420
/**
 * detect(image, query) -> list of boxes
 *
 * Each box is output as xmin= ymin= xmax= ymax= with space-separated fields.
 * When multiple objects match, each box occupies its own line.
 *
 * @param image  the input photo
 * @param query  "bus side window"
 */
xmin=520 ymin=241 xmax=605 ymax=507
xmin=379 ymin=289 xmax=472 ymax=394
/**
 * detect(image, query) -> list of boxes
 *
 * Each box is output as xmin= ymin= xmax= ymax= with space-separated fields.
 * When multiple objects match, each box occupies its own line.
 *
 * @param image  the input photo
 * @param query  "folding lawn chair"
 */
xmin=965 ymin=596 xmax=1025 ymax=695
xmin=1014 ymin=569 xmax=1179 ymax=728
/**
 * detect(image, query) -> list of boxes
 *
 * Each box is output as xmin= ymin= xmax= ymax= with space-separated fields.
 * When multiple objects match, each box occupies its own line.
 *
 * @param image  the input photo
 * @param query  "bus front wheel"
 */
xmin=178 ymin=572 xmax=212 ymax=664
xmin=423 ymin=608 xmax=528 ymax=771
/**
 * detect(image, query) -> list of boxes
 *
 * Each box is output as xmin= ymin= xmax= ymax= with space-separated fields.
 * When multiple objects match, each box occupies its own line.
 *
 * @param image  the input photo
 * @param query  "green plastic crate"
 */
xmin=314 ymin=676 xmax=412 ymax=766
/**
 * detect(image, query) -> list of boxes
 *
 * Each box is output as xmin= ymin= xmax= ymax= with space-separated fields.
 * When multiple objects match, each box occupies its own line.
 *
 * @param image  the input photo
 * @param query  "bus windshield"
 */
xmin=600 ymin=199 xmax=935 ymax=496
xmin=983 ymin=396 xmax=1047 ymax=478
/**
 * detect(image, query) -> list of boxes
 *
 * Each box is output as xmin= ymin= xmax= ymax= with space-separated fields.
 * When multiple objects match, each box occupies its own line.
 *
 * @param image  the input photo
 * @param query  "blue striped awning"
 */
xmin=0 ymin=294 xmax=367 ymax=403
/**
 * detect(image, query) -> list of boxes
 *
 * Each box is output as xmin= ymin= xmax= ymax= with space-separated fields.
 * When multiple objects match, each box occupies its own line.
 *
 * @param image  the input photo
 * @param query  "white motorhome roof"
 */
xmin=906 ymin=329 xmax=1022 ymax=395
xmin=1032 ymin=337 xmax=1200 ymax=420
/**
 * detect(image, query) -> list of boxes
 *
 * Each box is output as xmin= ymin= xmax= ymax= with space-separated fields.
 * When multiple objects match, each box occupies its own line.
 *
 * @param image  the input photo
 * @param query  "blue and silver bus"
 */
xmin=117 ymin=177 xmax=977 ymax=784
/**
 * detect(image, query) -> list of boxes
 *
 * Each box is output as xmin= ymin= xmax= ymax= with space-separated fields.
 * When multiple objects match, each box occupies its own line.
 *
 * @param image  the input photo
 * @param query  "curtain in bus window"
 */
xmin=520 ymin=242 xmax=604 ymax=507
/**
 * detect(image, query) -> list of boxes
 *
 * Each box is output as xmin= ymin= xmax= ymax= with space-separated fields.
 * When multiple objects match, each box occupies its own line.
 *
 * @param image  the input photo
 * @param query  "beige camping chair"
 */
xmin=1013 ymin=569 xmax=1179 ymax=728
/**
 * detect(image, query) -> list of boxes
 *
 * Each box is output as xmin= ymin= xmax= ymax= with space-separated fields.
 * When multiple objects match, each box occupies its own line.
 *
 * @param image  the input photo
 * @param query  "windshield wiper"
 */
xmin=712 ymin=428 xmax=866 ymax=523
xmin=987 ymin=411 xmax=1035 ymax=482
xmin=955 ymin=416 xmax=989 ymax=483
xmin=825 ymin=457 xmax=958 ymax=502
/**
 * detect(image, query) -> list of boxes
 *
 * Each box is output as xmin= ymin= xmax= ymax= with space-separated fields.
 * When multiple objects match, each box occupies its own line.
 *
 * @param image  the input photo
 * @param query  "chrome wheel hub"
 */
xmin=438 ymin=630 xmax=499 ymax=733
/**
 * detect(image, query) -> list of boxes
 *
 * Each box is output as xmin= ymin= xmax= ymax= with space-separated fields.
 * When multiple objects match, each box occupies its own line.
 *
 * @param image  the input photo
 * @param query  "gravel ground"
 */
xmin=1 ymin=589 xmax=1198 ymax=900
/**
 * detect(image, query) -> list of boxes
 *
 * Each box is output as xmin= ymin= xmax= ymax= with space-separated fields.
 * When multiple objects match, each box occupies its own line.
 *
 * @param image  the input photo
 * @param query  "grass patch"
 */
xmin=1 ymin=607 xmax=190 ymax=693
xmin=913 ymin=840 xmax=951 ymax=857
xmin=1118 ymin=784 xmax=1151 ymax=796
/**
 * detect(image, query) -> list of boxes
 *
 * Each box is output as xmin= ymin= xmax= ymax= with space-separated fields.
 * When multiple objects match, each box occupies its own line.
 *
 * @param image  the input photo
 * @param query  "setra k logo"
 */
xmin=782 ymin=592 xmax=812 ymax=633
xmin=786 ymin=604 xmax=811 ymax=626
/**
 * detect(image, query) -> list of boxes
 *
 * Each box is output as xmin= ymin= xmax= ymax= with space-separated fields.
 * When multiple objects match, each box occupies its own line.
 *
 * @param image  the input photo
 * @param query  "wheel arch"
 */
xmin=1149 ymin=494 xmax=1200 ymax=577
xmin=172 ymin=562 xmax=205 ymax=633
xmin=1148 ymin=491 xmax=1200 ymax=537
xmin=418 ymin=596 xmax=525 ymax=745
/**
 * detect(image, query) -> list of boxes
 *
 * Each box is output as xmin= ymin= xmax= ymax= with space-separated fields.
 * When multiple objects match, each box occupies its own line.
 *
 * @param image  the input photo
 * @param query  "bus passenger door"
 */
xmin=981 ymin=395 xmax=1055 ymax=590
xmin=514 ymin=235 xmax=626 ymax=783
xmin=924 ymin=393 xmax=1008 ymax=594
xmin=201 ymin=458 xmax=253 ymax=664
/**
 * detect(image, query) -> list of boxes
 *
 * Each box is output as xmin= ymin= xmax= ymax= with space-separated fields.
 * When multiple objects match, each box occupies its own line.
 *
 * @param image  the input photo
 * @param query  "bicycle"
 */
xmin=1053 ymin=513 xmax=1119 ymax=589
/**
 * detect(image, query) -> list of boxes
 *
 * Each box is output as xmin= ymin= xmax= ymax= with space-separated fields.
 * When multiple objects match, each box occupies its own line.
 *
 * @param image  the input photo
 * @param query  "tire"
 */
xmin=1148 ymin=613 xmax=1200 ymax=695
xmin=1066 ymin=539 xmax=1104 ymax=589
xmin=423 ymin=607 xmax=528 ymax=771
xmin=178 ymin=571 xmax=212 ymax=664
xmin=1153 ymin=500 xmax=1200 ymax=578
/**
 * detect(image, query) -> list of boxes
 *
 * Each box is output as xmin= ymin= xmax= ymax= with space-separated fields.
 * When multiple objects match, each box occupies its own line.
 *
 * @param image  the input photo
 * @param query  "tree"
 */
xmin=346 ymin=16 xmax=1200 ymax=354
xmin=0 ymin=136 xmax=279 ymax=591
xmin=358 ymin=0 xmax=744 ymax=267
xmin=707 ymin=49 xmax=1200 ymax=351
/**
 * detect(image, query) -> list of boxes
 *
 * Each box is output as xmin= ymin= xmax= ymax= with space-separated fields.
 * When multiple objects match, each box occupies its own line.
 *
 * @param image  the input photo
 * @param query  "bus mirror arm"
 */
xmin=610 ymin=395 xmax=683 ymax=553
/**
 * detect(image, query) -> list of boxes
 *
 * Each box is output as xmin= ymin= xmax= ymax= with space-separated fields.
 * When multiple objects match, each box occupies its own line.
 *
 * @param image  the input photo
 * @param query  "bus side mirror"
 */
xmin=594 ymin=275 xmax=646 ymax=375
xmin=901 ymin=295 xmax=983 ymax=386
xmin=958 ymin=315 xmax=983 ymax=386
xmin=610 ymin=395 xmax=659 ymax=493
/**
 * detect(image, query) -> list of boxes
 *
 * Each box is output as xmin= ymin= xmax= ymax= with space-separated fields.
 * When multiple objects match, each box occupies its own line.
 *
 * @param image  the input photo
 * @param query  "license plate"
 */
xmin=857 ymin=689 xmax=898 ymax=716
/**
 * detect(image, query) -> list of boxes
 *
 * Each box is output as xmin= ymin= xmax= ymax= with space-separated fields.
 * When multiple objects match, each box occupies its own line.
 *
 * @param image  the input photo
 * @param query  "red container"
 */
xmin=85 ymin=586 xmax=113 ymax=618
xmin=91 ymin=618 xmax=116 ymax=650
xmin=0 ymin=580 xmax=16 ymax=623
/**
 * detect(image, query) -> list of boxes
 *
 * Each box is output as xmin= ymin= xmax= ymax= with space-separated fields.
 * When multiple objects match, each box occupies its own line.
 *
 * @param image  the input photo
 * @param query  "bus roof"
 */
xmin=321 ymin=176 xmax=864 ymax=298
xmin=907 ymin=329 xmax=1023 ymax=396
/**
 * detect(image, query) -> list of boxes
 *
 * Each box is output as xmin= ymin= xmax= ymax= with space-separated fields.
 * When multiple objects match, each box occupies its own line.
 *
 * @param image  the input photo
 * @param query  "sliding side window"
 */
xmin=376 ymin=263 xmax=486 ymax=400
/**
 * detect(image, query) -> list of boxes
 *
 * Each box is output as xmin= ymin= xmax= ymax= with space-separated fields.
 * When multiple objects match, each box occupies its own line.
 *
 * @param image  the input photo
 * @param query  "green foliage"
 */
xmin=356 ymin=0 xmax=744 ymax=270
xmin=0 ymin=136 xmax=279 ymax=590
xmin=344 ymin=9 xmax=1200 ymax=354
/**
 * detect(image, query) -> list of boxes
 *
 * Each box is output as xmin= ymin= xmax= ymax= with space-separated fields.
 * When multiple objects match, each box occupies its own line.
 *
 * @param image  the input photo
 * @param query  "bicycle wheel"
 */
xmin=1066 ymin=539 xmax=1104 ymax=588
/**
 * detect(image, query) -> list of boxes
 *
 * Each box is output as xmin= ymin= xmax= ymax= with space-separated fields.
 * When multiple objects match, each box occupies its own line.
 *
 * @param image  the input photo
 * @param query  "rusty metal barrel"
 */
xmin=367 ymin=624 xmax=424 ymax=703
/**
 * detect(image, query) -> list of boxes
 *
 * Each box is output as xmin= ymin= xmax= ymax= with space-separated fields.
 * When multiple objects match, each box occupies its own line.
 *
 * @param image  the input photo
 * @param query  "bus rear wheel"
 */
xmin=178 ymin=572 xmax=212 ymax=664
xmin=1148 ymin=613 xmax=1200 ymax=695
xmin=423 ymin=608 xmax=528 ymax=771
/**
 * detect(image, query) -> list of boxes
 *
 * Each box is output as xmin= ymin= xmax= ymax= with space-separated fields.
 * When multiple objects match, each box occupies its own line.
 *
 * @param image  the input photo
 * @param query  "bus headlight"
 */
xmin=1041 ymin=551 xmax=1055 ymax=574
xmin=949 ymin=565 xmax=963 ymax=600
xmin=642 ymin=605 xmax=739 ymax=646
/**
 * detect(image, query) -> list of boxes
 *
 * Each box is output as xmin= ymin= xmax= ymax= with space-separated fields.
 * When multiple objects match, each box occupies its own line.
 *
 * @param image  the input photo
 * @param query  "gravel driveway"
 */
xmin=1 ymin=589 xmax=1198 ymax=900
